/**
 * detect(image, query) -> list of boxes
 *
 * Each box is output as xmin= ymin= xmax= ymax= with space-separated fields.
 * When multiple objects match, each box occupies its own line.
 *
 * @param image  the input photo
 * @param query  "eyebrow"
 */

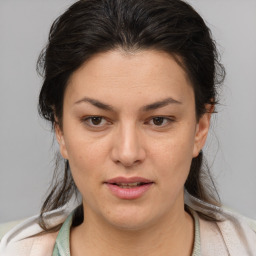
xmin=141 ymin=97 xmax=182 ymax=111
xmin=74 ymin=97 xmax=182 ymax=112
xmin=75 ymin=97 xmax=114 ymax=111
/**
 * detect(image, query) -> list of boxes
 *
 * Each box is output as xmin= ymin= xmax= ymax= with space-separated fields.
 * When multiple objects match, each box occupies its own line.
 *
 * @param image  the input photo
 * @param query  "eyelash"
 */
xmin=81 ymin=116 xmax=175 ymax=128
xmin=82 ymin=116 xmax=110 ymax=127
xmin=146 ymin=116 xmax=175 ymax=126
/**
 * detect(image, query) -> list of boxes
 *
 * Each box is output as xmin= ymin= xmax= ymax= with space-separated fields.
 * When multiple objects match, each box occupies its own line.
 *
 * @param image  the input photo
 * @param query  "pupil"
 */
xmin=92 ymin=117 xmax=102 ymax=125
xmin=153 ymin=117 xmax=164 ymax=126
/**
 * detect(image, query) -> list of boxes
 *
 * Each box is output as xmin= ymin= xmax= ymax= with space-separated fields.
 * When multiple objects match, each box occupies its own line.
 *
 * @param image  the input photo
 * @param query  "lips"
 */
xmin=104 ymin=176 xmax=154 ymax=199
xmin=106 ymin=176 xmax=153 ymax=185
xmin=105 ymin=177 xmax=153 ymax=188
xmin=114 ymin=182 xmax=145 ymax=188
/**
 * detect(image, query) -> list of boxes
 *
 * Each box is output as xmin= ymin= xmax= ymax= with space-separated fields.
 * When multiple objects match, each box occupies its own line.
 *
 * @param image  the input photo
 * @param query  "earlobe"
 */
xmin=55 ymin=124 xmax=69 ymax=160
xmin=193 ymin=106 xmax=213 ymax=158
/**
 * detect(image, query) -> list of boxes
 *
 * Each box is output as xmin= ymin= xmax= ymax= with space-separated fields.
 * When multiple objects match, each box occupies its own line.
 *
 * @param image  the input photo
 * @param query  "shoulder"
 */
xmin=220 ymin=207 xmax=256 ymax=235
xmin=226 ymin=207 xmax=256 ymax=233
xmin=0 ymin=220 xmax=25 ymax=241
xmin=198 ymin=207 xmax=256 ymax=255
xmin=0 ymin=208 xmax=70 ymax=256
xmin=244 ymin=216 xmax=256 ymax=232
xmin=185 ymin=192 xmax=256 ymax=254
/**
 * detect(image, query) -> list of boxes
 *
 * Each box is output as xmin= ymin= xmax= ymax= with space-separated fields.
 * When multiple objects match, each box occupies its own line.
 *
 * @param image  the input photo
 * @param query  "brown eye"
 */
xmin=148 ymin=116 xmax=174 ymax=127
xmin=91 ymin=116 xmax=103 ymax=125
xmin=152 ymin=117 xmax=165 ymax=126
xmin=83 ymin=116 xmax=107 ymax=127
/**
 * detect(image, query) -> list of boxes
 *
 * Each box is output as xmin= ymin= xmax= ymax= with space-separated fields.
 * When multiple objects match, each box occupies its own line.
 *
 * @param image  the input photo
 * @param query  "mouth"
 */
xmin=104 ymin=177 xmax=154 ymax=199
xmin=108 ymin=182 xmax=153 ymax=188
xmin=105 ymin=176 xmax=154 ymax=187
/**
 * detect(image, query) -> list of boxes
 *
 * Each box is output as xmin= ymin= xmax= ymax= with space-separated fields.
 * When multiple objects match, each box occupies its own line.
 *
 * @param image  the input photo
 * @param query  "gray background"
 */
xmin=0 ymin=0 xmax=255 ymax=223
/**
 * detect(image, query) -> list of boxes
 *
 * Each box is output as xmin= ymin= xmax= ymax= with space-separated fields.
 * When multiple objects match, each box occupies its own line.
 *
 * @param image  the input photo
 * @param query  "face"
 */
xmin=56 ymin=49 xmax=211 ymax=230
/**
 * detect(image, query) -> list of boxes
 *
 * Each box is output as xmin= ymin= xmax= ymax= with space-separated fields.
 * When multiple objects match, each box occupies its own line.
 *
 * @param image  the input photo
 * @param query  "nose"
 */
xmin=111 ymin=122 xmax=146 ymax=167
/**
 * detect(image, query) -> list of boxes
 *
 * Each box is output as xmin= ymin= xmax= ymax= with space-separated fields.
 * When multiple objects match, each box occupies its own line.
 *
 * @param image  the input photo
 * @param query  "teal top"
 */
xmin=52 ymin=210 xmax=201 ymax=256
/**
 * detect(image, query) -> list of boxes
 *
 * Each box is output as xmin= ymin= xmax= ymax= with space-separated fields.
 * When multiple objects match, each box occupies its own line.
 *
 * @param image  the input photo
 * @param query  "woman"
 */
xmin=0 ymin=0 xmax=255 ymax=255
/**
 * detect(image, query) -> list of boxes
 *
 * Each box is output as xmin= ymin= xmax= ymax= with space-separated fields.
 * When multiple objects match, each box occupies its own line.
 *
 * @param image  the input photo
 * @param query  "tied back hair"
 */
xmin=37 ymin=0 xmax=225 ymax=231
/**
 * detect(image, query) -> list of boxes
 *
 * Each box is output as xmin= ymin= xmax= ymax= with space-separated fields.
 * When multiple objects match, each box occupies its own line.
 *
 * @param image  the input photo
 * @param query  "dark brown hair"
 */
xmin=37 ymin=0 xmax=225 ymax=231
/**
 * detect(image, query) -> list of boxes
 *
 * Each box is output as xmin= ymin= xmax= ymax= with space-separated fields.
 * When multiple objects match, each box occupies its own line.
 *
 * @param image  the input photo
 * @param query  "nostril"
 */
xmin=110 ymin=138 xmax=146 ymax=167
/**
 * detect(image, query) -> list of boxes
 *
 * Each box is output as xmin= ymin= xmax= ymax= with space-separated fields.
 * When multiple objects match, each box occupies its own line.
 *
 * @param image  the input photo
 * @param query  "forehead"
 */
xmin=65 ymin=49 xmax=194 ymax=107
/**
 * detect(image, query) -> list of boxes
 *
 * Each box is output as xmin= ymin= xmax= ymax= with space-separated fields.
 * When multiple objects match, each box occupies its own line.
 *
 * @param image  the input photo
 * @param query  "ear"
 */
xmin=55 ymin=123 xmax=69 ymax=160
xmin=192 ymin=104 xmax=213 ymax=158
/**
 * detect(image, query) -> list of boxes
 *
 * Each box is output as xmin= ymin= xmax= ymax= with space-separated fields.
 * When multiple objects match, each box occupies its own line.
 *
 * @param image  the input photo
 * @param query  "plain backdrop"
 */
xmin=0 ymin=0 xmax=256 ymax=223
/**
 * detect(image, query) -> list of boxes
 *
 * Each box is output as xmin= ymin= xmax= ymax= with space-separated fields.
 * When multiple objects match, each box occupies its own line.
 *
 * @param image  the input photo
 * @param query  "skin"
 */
xmin=56 ymin=49 xmax=212 ymax=256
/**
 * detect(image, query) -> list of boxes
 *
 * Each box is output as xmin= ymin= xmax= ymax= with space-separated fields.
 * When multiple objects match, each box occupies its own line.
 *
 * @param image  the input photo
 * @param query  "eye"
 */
xmin=148 ymin=116 xmax=174 ymax=127
xmin=82 ymin=116 xmax=108 ymax=127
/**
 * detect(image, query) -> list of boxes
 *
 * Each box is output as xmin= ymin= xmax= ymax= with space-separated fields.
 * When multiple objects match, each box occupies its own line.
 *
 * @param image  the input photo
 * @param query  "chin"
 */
xmin=103 ymin=206 xmax=158 ymax=231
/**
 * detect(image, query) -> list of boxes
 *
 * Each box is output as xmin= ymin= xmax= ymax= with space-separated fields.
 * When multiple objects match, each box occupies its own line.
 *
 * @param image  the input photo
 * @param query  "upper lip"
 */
xmin=105 ymin=176 xmax=154 ymax=184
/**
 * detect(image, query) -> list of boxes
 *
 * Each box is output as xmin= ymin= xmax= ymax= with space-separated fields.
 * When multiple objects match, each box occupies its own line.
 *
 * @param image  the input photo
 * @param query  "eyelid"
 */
xmin=146 ymin=116 xmax=176 ymax=127
xmin=82 ymin=116 xmax=110 ymax=128
xmin=81 ymin=115 xmax=176 ymax=129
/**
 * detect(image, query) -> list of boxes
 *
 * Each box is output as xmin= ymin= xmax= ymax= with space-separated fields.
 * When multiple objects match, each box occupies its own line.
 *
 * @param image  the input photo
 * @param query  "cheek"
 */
xmin=63 ymin=130 xmax=112 ymax=190
xmin=65 ymin=140 xmax=102 ymax=202
xmin=150 ymin=128 xmax=195 ymax=184
xmin=64 ymin=127 xmax=108 ymax=163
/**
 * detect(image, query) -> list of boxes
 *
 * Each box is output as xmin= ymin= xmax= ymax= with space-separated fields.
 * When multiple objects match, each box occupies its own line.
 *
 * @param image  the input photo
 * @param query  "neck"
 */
xmin=70 ymin=203 xmax=194 ymax=256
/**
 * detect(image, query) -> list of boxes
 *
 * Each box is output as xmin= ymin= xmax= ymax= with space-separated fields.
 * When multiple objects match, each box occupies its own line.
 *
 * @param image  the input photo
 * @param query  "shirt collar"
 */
xmin=52 ymin=212 xmax=73 ymax=256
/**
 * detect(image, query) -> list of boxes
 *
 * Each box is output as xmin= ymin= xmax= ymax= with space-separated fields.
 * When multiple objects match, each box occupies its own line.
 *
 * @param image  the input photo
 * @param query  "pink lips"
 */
xmin=104 ymin=176 xmax=154 ymax=200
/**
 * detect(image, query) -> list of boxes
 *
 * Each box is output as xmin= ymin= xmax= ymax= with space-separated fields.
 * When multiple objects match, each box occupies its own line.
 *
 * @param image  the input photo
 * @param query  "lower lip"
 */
xmin=105 ymin=183 xmax=153 ymax=200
